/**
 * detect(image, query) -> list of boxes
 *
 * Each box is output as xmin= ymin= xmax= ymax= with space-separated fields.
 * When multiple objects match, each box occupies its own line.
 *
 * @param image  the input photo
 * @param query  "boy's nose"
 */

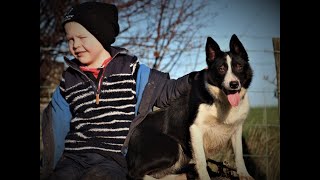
xmin=73 ymin=38 xmax=81 ymax=48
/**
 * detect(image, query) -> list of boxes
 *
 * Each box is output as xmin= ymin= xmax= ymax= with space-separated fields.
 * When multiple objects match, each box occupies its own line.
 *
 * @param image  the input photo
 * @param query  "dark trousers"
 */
xmin=47 ymin=152 xmax=128 ymax=180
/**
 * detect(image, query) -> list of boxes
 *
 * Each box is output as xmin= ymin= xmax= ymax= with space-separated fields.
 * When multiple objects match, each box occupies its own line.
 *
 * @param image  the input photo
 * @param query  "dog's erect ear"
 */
xmin=229 ymin=34 xmax=248 ymax=61
xmin=206 ymin=37 xmax=221 ymax=64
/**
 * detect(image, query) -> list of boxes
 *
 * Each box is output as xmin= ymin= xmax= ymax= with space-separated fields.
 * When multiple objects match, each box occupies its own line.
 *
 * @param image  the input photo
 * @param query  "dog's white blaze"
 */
xmin=223 ymin=55 xmax=240 ymax=90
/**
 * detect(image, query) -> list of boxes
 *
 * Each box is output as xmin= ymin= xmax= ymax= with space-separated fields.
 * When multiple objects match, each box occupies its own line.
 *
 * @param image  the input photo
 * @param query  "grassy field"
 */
xmin=245 ymin=106 xmax=279 ymax=125
xmin=244 ymin=106 xmax=280 ymax=180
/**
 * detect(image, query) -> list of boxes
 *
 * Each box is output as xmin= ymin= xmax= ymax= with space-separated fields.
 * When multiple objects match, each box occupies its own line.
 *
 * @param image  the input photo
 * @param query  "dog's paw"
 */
xmin=239 ymin=174 xmax=254 ymax=180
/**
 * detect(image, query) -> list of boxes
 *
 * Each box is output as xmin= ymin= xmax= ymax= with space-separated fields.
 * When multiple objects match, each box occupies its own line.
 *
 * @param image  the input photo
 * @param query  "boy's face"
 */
xmin=64 ymin=22 xmax=106 ymax=68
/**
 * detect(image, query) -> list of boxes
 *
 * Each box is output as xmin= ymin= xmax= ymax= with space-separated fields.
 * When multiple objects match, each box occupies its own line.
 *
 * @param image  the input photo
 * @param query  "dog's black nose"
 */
xmin=229 ymin=81 xmax=239 ymax=89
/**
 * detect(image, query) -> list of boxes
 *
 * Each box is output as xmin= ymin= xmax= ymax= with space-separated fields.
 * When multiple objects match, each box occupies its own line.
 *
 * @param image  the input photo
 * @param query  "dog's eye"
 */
xmin=234 ymin=64 xmax=243 ymax=72
xmin=218 ymin=66 xmax=226 ymax=74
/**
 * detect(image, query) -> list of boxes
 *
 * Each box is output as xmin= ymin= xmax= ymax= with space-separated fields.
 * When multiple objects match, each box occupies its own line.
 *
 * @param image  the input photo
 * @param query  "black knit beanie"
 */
xmin=62 ymin=2 xmax=120 ymax=50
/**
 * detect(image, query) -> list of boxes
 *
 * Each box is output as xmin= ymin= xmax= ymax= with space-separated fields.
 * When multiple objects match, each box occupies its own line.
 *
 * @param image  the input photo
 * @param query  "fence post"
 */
xmin=272 ymin=38 xmax=280 ymax=115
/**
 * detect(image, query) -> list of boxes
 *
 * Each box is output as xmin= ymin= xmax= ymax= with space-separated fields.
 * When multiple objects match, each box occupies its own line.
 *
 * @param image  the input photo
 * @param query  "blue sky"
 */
xmin=169 ymin=0 xmax=280 ymax=107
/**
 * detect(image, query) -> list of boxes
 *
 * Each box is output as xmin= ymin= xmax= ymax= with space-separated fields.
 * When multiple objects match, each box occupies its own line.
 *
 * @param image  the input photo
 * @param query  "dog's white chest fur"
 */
xmin=193 ymin=91 xmax=250 ymax=157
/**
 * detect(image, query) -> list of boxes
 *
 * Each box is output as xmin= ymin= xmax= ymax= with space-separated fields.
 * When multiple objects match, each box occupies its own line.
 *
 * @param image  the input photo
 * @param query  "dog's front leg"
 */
xmin=190 ymin=124 xmax=210 ymax=180
xmin=231 ymin=124 xmax=254 ymax=180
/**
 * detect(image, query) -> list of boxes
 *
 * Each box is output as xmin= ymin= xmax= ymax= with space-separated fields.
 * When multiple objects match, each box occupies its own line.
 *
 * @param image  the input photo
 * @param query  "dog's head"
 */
xmin=205 ymin=34 xmax=253 ymax=107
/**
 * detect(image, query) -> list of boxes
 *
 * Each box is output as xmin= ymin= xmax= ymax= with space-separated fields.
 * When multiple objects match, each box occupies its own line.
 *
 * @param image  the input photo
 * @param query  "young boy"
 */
xmin=41 ymin=2 xmax=191 ymax=180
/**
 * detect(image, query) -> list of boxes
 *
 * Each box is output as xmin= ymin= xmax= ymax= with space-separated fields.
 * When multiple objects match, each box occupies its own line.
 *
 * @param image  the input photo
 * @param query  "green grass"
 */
xmin=246 ymin=106 xmax=279 ymax=124
xmin=244 ymin=106 xmax=280 ymax=180
xmin=243 ymin=106 xmax=279 ymax=139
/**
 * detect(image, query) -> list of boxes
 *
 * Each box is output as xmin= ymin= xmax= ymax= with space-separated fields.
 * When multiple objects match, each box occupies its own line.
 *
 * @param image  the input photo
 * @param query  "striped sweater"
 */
xmin=59 ymin=56 xmax=137 ymax=155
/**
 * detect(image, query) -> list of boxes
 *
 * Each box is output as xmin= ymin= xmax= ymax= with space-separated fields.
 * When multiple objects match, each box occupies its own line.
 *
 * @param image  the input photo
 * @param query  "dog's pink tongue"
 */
xmin=227 ymin=92 xmax=240 ymax=107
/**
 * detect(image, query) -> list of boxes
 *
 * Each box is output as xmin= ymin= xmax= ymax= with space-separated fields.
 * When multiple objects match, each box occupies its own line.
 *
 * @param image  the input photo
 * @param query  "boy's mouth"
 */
xmin=75 ymin=51 xmax=86 ymax=57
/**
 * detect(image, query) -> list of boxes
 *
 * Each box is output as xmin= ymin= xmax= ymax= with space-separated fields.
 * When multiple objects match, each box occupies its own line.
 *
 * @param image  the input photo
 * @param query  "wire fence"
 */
xmin=245 ymin=90 xmax=279 ymax=180
xmin=244 ymin=105 xmax=280 ymax=180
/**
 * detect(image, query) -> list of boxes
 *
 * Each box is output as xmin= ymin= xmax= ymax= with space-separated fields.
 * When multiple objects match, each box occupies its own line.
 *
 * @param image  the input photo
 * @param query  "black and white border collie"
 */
xmin=126 ymin=34 xmax=254 ymax=180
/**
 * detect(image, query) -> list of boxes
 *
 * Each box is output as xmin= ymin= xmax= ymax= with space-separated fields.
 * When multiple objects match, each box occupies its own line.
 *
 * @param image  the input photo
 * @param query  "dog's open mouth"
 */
xmin=223 ymin=89 xmax=240 ymax=107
